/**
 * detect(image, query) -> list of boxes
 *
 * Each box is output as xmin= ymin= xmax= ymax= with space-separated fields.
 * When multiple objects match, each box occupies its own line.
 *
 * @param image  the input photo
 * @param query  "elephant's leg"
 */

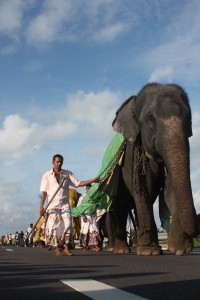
xmin=164 ymin=178 xmax=193 ymax=255
xmin=113 ymin=178 xmax=131 ymax=254
xmin=122 ymin=142 xmax=162 ymax=255
xmin=168 ymin=215 xmax=193 ymax=255
xmin=104 ymin=211 xmax=116 ymax=252
xmin=133 ymin=165 xmax=163 ymax=255
xmin=114 ymin=206 xmax=130 ymax=254
xmin=135 ymin=196 xmax=162 ymax=256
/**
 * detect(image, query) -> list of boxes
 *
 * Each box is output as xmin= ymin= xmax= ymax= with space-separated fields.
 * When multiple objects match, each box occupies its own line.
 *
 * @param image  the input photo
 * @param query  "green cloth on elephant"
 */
xmin=71 ymin=133 xmax=127 ymax=217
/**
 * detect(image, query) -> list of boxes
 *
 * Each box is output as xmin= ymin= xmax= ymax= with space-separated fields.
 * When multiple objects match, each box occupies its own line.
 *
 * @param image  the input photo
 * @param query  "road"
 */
xmin=0 ymin=245 xmax=200 ymax=300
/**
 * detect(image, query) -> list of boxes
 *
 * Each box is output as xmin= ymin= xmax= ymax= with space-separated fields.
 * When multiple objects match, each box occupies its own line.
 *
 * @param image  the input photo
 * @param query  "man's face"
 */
xmin=53 ymin=157 xmax=63 ymax=170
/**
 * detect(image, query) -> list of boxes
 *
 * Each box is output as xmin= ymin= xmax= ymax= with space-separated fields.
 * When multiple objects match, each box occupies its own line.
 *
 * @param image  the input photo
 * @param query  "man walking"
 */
xmin=40 ymin=154 xmax=98 ymax=256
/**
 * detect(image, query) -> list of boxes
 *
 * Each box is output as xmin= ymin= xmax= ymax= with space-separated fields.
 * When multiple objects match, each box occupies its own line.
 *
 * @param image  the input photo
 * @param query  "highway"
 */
xmin=0 ymin=245 xmax=200 ymax=300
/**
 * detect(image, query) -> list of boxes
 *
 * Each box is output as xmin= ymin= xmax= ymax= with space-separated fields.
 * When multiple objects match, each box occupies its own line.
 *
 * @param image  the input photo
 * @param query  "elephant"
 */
xmin=110 ymin=82 xmax=200 ymax=256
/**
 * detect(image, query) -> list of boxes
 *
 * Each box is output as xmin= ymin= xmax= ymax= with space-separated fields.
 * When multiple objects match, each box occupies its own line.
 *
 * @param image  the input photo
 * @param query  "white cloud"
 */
xmin=0 ymin=179 xmax=38 ymax=234
xmin=189 ymin=112 xmax=200 ymax=172
xmin=24 ymin=0 xmax=136 ymax=46
xmin=0 ymin=114 xmax=77 ymax=164
xmin=65 ymin=89 xmax=121 ymax=136
xmin=0 ymin=0 xmax=137 ymax=49
xmin=93 ymin=22 xmax=128 ymax=43
xmin=0 ymin=89 xmax=121 ymax=165
xmin=190 ymin=128 xmax=200 ymax=172
xmin=0 ymin=0 xmax=26 ymax=34
xmin=0 ymin=0 xmax=199 ymax=55
xmin=0 ymin=0 xmax=31 ymax=54
xmin=148 ymin=66 xmax=174 ymax=83
xmin=193 ymin=112 xmax=200 ymax=125
xmin=0 ymin=114 xmax=37 ymax=152
xmin=193 ymin=190 xmax=200 ymax=214
xmin=136 ymin=1 xmax=200 ymax=84
xmin=83 ymin=144 xmax=106 ymax=158
xmin=141 ymin=39 xmax=200 ymax=83
xmin=25 ymin=0 xmax=75 ymax=45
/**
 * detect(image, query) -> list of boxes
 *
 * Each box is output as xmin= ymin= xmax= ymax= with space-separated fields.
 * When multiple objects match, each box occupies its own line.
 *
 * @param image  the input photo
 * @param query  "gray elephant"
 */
xmin=111 ymin=83 xmax=199 ymax=256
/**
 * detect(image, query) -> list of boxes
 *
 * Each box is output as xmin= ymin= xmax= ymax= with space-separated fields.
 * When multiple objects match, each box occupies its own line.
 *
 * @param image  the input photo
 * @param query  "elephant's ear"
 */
xmin=112 ymin=96 xmax=139 ymax=143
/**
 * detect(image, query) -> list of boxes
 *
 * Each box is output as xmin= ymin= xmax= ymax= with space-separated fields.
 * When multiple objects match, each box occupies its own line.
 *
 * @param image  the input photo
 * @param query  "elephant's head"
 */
xmin=112 ymin=83 xmax=197 ymax=236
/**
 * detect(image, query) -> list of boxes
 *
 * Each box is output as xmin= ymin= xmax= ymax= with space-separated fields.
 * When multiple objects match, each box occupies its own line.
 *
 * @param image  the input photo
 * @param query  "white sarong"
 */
xmin=45 ymin=204 xmax=72 ymax=247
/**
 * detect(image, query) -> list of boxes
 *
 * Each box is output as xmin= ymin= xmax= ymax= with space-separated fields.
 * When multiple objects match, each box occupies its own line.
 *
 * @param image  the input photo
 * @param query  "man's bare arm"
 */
xmin=40 ymin=191 xmax=47 ymax=216
xmin=78 ymin=177 xmax=99 ymax=187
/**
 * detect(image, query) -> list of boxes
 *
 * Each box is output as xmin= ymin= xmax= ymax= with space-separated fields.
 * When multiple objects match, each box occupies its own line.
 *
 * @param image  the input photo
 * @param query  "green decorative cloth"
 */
xmin=71 ymin=133 xmax=127 ymax=217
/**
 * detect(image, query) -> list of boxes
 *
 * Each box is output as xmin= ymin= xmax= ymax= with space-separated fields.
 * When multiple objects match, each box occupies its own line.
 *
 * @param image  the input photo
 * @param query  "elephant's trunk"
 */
xmin=159 ymin=116 xmax=196 ymax=236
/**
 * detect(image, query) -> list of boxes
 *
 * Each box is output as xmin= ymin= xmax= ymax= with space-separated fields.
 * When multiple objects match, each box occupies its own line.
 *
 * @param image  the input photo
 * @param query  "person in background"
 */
xmin=77 ymin=184 xmax=101 ymax=252
xmin=26 ymin=223 xmax=35 ymax=247
xmin=40 ymin=154 xmax=99 ymax=257
xmin=11 ymin=232 xmax=15 ymax=246
xmin=18 ymin=231 xmax=24 ymax=247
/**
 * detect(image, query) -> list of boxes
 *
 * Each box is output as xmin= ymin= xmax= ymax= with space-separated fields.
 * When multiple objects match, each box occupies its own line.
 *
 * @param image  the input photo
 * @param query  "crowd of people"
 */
xmin=0 ymin=223 xmax=36 ymax=247
xmin=0 ymin=185 xmax=106 ymax=251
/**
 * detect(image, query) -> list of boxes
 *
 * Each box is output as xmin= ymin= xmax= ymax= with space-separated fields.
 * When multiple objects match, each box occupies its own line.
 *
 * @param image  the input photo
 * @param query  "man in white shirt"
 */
xmin=26 ymin=223 xmax=36 ymax=246
xmin=40 ymin=154 xmax=98 ymax=256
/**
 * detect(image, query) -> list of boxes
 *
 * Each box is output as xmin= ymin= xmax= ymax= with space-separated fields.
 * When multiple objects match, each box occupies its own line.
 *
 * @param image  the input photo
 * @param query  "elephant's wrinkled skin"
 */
xmin=111 ymin=83 xmax=199 ymax=255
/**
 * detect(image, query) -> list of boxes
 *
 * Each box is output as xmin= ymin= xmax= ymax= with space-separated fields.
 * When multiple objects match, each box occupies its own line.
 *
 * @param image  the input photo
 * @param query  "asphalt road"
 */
xmin=0 ymin=245 xmax=200 ymax=300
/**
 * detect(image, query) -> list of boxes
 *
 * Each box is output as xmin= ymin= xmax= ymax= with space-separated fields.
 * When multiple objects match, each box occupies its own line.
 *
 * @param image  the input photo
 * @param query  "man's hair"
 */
xmin=53 ymin=154 xmax=64 ymax=161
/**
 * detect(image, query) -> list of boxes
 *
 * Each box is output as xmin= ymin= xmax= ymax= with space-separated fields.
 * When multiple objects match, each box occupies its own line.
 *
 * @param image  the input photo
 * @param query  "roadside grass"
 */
xmin=193 ymin=237 xmax=200 ymax=248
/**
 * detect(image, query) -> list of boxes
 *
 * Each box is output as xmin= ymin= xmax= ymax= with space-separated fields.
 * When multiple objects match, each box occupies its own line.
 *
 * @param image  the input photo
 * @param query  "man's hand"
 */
xmin=93 ymin=177 xmax=99 ymax=183
xmin=40 ymin=207 xmax=44 ymax=216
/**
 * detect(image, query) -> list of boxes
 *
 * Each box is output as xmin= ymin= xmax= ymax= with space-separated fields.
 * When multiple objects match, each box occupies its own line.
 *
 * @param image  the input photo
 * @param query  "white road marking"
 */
xmin=5 ymin=248 xmax=14 ymax=251
xmin=61 ymin=279 xmax=148 ymax=300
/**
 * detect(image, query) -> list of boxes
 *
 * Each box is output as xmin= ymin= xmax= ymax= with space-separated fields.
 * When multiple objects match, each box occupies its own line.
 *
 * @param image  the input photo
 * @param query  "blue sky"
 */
xmin=1 ymin=0 xmax=200 ymax=235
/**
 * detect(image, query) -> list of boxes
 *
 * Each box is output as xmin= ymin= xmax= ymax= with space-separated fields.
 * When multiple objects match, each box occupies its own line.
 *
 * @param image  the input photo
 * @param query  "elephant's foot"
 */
xmin=168 ymin=233 xmax=193 ymax=256
xmin=136 ymin=229 xmax=161 ymax=255
xmin=106 ymin=240 xmax=115 ymax=252
xmin=107 ymin=246 xmax=115 ymax=253
xmin=136 ymin=245 xmax=163 ymax=256
xmin=113 ymin=239 xmax=130 ymax=254
xmin=114 ymin=247 xmax=130 ymax=254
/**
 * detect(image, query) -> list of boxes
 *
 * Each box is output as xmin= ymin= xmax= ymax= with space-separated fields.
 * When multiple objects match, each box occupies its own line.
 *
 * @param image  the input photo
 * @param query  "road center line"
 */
xmin=61 ymin=279 xmax=148 ymax=300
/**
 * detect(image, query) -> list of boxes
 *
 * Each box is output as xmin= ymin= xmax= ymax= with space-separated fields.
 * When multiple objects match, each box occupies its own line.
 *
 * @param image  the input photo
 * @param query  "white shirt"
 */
xmin=77 ymin=193 xmax=86 ymax=207
xmin=40 ymin=169 xmax=80 ymax=210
